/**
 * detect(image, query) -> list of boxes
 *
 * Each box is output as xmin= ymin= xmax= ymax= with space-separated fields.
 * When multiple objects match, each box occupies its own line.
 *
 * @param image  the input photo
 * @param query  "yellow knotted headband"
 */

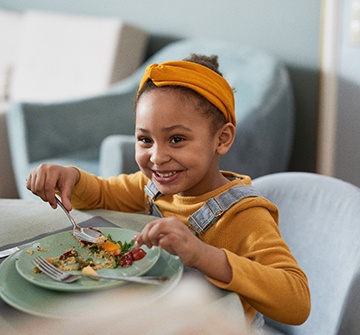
xmin=137 ymin=60 xmax=236 ymax=126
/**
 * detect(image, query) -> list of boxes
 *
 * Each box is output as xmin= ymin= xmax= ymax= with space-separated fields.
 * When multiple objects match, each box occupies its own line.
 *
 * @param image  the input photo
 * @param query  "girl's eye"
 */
xmin=170 ymin=136 xmax=184 ymax=144
xmin=137 ymin=136 xmax=152 ymax=144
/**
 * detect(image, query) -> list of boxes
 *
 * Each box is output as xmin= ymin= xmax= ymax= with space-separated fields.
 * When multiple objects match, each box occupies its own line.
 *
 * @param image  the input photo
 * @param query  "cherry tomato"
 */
xmin=131 ymin=248 xmax=147 ymax=261
xmin=119 ymin=253 xmax=133 ymax=267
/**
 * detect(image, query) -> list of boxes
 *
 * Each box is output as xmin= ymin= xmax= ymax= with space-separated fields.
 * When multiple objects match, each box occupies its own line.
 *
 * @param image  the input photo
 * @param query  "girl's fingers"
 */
xmin=26 ymin=165 xmax=78 ymax=211
xmin=138 ymin=218 xmax=186 ymax=249
xmin=134 ymin=233 xmax=142 ymax=248
xmin=137 ymin=220 xmax=162 ymax=248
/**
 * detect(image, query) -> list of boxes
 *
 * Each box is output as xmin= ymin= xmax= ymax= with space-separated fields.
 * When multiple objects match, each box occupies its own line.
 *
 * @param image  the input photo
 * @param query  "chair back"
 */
xmin=253 ymin=172 xmax=360 ymax=335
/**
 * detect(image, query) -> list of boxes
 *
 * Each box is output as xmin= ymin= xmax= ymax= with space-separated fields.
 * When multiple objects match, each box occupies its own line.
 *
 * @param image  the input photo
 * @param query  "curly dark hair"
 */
xmin=184 ymin=53 xmax=222 ymax=76
xmin=136 ymin=54 xmax=227 ymax=133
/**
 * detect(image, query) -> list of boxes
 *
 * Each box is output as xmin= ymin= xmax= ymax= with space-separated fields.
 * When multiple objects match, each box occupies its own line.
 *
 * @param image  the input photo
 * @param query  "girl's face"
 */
xmin=135 ymin=89 xmax=227 ymax=196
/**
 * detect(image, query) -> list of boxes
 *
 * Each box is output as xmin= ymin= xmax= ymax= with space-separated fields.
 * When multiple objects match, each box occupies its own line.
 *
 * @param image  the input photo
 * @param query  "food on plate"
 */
xmin=131 ymin=248 xmax=147 ymax=261
xmin=119 ymin=248 xmax=147 ymax=266
xmin=33 ymin=231 xmax=147 ymax=274
xmin=82 ymin=265 xmax=99 ymax=280
xmin=93 ymin=235 xmax=107 ymax=244
xmin=97 ymin=240 xmax=121 ymax=256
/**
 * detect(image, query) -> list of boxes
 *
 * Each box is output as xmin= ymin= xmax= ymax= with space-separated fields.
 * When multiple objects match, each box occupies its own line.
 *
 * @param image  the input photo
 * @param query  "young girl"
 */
xmin=27 ymin=54 xmax=310 ymax=327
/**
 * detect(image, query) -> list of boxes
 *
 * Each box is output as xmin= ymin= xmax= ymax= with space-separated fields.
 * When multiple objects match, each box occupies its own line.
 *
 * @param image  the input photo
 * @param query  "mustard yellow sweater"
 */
xmin=71 ymin=170 xmax=310 ymax=325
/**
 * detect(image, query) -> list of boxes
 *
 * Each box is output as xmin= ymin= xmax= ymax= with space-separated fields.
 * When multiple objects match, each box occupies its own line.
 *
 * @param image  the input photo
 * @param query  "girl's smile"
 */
xmin=153 ymin=170 xmax=180 ymax=182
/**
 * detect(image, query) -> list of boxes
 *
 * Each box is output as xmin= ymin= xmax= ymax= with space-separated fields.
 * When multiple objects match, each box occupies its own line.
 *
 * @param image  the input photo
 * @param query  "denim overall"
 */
xmin=144 ymin=180 xmax=262 ymax=235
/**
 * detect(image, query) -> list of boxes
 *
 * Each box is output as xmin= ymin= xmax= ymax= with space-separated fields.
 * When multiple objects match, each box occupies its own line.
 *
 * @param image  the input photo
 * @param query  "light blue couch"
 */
xmin=8 ymin=38 xmax=294 ymax=199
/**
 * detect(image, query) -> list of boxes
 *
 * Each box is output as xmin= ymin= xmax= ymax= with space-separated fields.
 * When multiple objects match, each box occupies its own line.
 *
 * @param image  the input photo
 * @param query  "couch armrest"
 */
xmin=99 ymin=135 xmax=137 ymax=178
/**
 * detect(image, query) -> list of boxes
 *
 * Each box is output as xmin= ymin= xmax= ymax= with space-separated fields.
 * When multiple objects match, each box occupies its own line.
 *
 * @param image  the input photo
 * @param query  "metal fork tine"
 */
xmin=33 ymin=256 xmax=81 ymax=283
xmin=39 ymin=256 xmax=61 ymax=272
xmin=33 ymin=262 xmax=59 ymax=281
xmin=33 ymin=256 xmax=65 ymax=281
xmin=34 ymin=256 xmax=63 ymax=275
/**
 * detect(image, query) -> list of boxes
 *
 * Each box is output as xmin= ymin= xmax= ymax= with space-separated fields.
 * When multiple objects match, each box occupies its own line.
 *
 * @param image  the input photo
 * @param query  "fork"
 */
xmin=32 ymin=256 xmax=169 ymax=285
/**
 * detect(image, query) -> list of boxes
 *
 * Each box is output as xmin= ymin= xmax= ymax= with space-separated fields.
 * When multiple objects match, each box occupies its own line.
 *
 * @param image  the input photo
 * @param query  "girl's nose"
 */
xmin=149 ymin=144 xmax=171 ymax=165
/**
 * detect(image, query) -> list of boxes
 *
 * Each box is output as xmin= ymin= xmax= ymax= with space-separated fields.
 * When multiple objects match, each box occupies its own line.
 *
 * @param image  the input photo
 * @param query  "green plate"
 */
xmin=15 ymin=228 xmax=160 ymax=292
xmin=0 ymin=247 xmax=183 ymax=318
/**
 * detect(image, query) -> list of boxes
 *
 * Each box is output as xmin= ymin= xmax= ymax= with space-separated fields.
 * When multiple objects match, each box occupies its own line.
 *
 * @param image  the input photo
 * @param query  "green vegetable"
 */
xmin=118 ymin=239 xmax=135 ymax=255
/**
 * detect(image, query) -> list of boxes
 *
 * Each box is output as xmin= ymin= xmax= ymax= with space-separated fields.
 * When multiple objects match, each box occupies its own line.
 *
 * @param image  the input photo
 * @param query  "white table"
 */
xmin=0 ymin=199 xmax=246 ymax=335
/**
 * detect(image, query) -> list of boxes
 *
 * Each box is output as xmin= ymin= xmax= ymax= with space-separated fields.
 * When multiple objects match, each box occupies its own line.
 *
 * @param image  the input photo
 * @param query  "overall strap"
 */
xmin=188 ymin=185 xmax=262 ymax=235
xmin=144 ymin=181 xmax=163 ymax=218
xmin=144 ymin=181 xmax=162 ymax=200
xmin=144 ymin=181 xmax=262 ymax=235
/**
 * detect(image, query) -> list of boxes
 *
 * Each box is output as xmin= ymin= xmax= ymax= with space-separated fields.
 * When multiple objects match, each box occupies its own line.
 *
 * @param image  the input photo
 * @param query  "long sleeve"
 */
xmin=204 ymin=202 xmax=310 ymax=325
xmin=70 ymin=169 xmax=148 ymax=212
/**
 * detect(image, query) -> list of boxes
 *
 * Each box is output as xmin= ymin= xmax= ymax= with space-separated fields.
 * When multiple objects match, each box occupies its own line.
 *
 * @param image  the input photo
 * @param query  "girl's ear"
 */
xmin=216 ymin=123 xmax=236 ymax=155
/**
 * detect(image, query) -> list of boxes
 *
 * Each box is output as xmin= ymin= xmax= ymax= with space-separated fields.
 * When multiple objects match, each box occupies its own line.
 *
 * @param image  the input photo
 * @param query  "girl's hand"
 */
xmin=26 ymin=164 xmax=80 ymax=211
xmin=135 ymin=217 xmax=233 ymax=283
xmin=134 ymin=217 xmax=203 ymax=267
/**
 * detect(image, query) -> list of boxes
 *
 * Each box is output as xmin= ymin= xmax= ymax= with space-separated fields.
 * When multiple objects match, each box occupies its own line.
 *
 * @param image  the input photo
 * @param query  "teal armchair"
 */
xmin=8 ymin=38 xmax=294 ymax=199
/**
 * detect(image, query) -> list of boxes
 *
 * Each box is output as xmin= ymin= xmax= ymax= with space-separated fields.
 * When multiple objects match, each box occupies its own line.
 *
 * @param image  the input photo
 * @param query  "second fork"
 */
xmin=32 ymin=256 xmax=169 ymax=285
